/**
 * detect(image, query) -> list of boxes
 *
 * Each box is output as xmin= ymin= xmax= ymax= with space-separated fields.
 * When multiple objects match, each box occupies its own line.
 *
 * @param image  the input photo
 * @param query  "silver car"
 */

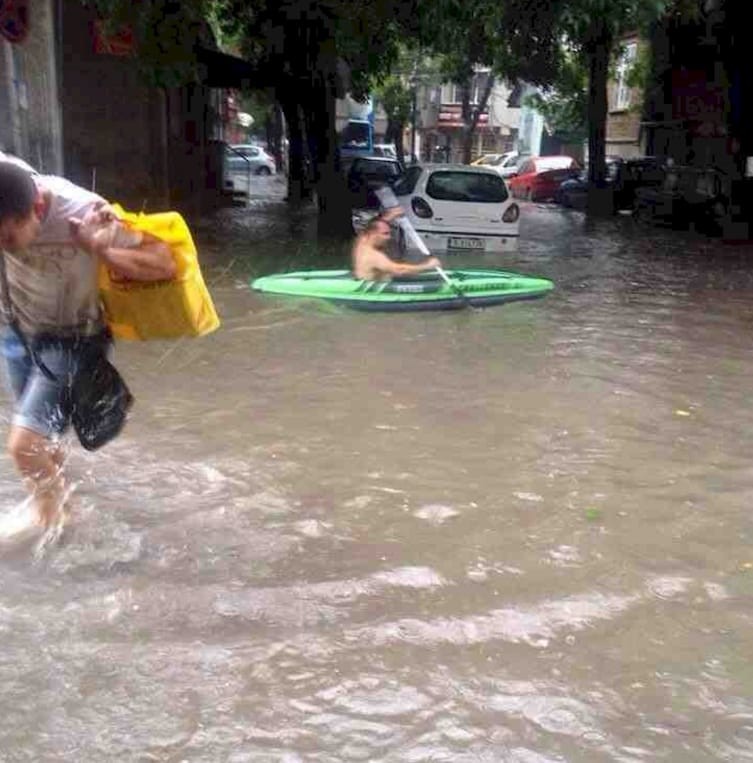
xmin=225 ymin=144 xmax=276 ymax=175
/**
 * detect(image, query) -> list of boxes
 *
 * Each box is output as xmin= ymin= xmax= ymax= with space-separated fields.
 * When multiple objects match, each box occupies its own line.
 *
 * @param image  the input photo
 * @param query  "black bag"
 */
xmin=0 ymin=252 xmax=133 ymax=450
xmin=2 ymin=252 xmax=133 ymax=451
xmin=70 ymin=344 xmax=134 ymax=451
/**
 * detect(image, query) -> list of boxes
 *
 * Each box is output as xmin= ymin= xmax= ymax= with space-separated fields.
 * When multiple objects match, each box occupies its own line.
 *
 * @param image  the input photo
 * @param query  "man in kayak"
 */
xmin=352 ymin=207 xmax=441 ymax=281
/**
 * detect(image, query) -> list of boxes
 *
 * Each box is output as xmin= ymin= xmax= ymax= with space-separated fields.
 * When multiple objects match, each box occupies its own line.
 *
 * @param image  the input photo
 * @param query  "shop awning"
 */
xmin=196 ymin=46 xmax=264 ymax=89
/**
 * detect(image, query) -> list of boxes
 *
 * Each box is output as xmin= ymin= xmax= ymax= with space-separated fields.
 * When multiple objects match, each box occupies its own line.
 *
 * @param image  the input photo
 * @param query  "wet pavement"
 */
xmin=2 ymin=177 xmax=753 ymax=761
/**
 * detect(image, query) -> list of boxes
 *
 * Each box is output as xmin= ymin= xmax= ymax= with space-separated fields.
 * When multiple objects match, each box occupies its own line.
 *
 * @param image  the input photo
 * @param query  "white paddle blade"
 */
xmin=374 ymin=186 xmax=399 ymax=209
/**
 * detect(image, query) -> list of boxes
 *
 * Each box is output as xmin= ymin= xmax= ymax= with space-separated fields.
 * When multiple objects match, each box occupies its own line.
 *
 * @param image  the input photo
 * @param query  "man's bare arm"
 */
xmin=95 ymin=236 xmax=176 ymax=281
xmin=69 ymin=208 xmax=176 ymax=282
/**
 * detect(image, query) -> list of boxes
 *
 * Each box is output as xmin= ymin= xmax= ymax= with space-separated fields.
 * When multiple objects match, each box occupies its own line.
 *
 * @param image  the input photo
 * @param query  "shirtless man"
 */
xmin=351 ymin=207 xmax=441 ymax=281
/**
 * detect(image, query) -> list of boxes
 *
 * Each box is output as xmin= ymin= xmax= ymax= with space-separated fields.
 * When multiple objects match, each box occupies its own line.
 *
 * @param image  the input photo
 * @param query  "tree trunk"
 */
xmin=278 ymin=90 xmax=311 ymax=204
xmin=386 ymin=118 xmax=406 ymax=163
xmin=394 ymin=124 xmax=406 ymax=165
xmin=303 ymin=76 xmax=352 ymax=238
xmin=460 ymin=75 xmax=495 ymax=164
xmin=586 ymin=25 xmax=613 ymax=216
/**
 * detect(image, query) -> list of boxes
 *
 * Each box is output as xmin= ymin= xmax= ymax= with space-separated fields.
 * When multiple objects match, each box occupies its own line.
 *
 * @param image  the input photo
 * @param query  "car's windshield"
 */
xmin=392 ymin=166 xmax=422 ymax=195
xmin=536 ymin=157 xmax=575 ymax=171
xmin=352 ymin=160 xmax=401 ymax=179
xmin=426 ymin=171 xmax=508 ymax=203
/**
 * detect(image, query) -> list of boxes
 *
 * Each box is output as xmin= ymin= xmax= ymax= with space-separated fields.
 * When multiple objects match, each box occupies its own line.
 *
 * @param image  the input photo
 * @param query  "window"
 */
xmin=340 ymin=121 xmax=371 ymax=149
xmin=393 ymin=166 xmax=422 ymax=196
xmin=613 ymin=42 xmax=637 ymax=111
xmin=426 ymin=171 xmax=508 ymax=203
xmin=535 ymin=157 xmax=576 ymax=171
xmin=440 ymin=72 xmax=490 ymax=105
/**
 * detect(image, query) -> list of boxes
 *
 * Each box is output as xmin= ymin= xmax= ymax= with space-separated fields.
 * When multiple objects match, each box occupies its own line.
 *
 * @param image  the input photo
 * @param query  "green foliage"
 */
xmin=524 ymin=52 xmax=589 ymax=142
xmin=82 ymin=0 xmax=209 ymax=86
xmin=372 ymin=48 xmax=441 ymax=138
xmin=624 ymin=40 xmax=651 ymax=94
xmin=415 ymin=0 xmax=567 ymax=85
xmin=375 ymin=76 xmax=413 ymax=127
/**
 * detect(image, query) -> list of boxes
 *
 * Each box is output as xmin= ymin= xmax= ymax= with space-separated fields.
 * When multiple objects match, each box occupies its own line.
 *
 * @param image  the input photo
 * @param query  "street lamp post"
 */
xmin=410 ymin=81 xmax=417 ymax=162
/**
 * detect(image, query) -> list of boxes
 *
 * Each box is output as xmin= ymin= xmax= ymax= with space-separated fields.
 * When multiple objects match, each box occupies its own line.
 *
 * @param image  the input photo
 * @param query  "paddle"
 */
xmin=374 ymin=186 xmax=475 ymax=310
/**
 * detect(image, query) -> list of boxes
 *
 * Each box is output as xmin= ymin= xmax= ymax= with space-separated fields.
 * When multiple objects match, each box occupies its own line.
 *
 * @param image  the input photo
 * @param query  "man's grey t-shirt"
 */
xmin=3 ymin=175 xmax=106 ymax=337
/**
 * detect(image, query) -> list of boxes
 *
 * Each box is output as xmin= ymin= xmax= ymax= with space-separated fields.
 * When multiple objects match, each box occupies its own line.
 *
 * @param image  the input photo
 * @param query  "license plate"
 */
xmin=448 ymin=237 xmax=485 ymax=250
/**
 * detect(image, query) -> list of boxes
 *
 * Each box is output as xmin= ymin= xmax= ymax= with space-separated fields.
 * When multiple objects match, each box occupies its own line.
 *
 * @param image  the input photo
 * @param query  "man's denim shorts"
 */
xmin=1 ymin=328 xmax=103 ymax=438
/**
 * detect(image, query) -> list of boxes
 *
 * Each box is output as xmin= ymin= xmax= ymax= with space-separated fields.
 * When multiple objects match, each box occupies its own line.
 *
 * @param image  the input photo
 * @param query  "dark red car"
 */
xmin=508 ymin=155 xmax=580 ymax=202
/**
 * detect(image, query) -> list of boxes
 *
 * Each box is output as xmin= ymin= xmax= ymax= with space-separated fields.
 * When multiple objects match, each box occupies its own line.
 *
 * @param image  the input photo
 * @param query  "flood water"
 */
xmin=3 ymin=181 xmax=753 ymax=761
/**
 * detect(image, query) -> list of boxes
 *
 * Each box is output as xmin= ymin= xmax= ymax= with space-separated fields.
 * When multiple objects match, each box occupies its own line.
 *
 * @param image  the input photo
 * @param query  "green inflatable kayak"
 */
xmin=251 ymin=269 xmax=553 ymax=312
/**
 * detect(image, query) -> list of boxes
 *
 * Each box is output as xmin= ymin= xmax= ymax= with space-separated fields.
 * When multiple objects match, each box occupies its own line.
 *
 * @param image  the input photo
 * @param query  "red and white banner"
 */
xmin=92 ymin=19 xmax=135 ymax=56
xmin=0 ymin=0 xmax=29 ymax=43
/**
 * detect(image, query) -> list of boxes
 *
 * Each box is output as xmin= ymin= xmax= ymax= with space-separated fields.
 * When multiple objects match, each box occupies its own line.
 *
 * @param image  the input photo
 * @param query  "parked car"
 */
xmin=633 ymin=164 xmax=729 ymax=234
xmin=556 ymin=156 xmax=665 ymax=211
xmin=373 ymin=143 xmax=398 ymax=159
xmin=508 ymin=155 xmax=580 ymax=201
xmin=555 ymin=156 xmax=624 ymax=209
xmin=347 ymin=155 xmax=404 ymax=211
xmin=470 ymin=151 xmax=520 ymax=178
xmin=225 ymin=144 xmax=276 ymax=175
xmin=392 ymin=164 xmax=520 ymax=254
xmin=471 ymin=153 xmax=504 ymax=166
xmin=495 ymin=152 xmax=523 ymax=179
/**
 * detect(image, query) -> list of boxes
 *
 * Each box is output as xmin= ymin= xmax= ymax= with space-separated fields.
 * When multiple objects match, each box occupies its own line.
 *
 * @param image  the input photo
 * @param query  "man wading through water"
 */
xmin=0 ymin=161 xmax=175 ymax=544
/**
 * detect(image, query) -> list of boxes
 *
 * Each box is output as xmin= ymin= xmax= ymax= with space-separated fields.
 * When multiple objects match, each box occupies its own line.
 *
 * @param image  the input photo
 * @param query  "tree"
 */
xmin=209 ymin=0 xmax=420 ymax=235
xmin=372 ymin=49 xmax=441 ymax=164
xmin=374 ymin=76 xmax=413 ymax=163
xmin=554 ymin=0 xmax=670 ymax=214
xmin=523 ymin=51 xmax=589 ymax=146
xmin=84 ymin=0 xmax=419 ymax=236
xmin=412 ymin=0 xmax=567 ymax=164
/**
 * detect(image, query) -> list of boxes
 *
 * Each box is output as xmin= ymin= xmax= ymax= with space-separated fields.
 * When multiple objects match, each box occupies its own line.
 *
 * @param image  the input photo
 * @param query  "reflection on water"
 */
xmin=3 ymin=191 xmax=753 ymax=760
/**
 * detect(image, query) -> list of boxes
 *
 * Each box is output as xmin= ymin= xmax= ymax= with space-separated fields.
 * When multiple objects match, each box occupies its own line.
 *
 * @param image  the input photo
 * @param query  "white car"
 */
xmin=495 ymin=151 xmax=523 ymax=179
xmin=225 ymin=144 xmax=276 ymax=175
xmin=472 ymin=151 xmax=520 ymax=178
xmin=392 ymin=164 xmax=520 ymax=254
xmin=373 ymin=143 xmax=398 ymax=159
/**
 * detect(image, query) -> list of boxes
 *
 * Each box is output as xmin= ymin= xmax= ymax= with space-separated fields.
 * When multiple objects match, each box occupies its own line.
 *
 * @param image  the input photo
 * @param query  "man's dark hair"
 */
xmin=364 ymin=215 xmax=390 ymax=235
xmin=0 ymin=161 xmax=36 ymax=221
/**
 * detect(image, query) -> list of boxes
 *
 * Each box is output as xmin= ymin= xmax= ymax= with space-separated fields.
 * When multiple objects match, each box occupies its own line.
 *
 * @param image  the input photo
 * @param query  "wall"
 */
xmin=60 ymin=2 xmax=169 ymax=209
xmin=0 ymin=0 xmax=61 ymax=173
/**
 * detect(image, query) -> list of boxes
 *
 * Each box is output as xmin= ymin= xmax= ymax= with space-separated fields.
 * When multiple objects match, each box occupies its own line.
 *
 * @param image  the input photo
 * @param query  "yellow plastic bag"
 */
xmin=99 ymin=205 xmax=220 ymax=340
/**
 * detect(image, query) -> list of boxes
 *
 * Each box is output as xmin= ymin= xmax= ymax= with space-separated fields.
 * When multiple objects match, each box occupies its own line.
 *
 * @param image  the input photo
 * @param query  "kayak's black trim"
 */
xmin=326 ymin=290 xmax=550 ymax=312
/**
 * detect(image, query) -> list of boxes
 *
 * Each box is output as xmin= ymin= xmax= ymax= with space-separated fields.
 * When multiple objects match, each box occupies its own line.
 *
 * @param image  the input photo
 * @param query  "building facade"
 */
xmin=416 ymin=71 xmax=520 ymax=163
xmin=1 ymin=0 xmax=62 ymax=174
xmin=605 ymin=34 xmax=646 ymax=159
xmin=1 ymin=1 xmax=248 ymax=215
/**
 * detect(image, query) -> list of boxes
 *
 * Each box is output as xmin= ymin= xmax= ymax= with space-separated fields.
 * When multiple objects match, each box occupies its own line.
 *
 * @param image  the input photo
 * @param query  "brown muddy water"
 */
xmin=2 ymin=180 xmax=753 ymax=761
